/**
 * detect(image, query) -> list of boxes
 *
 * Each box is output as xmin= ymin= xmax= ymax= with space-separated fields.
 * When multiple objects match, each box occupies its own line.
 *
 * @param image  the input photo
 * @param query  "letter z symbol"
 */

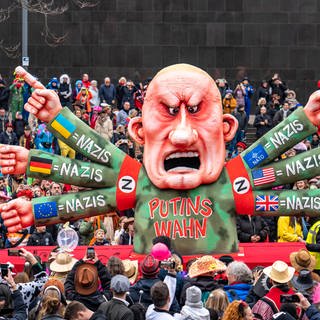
xmin=233 ymin=177 xmax=250 ymax=195
xmin=119 ymin=175 xmax=136 ymax=193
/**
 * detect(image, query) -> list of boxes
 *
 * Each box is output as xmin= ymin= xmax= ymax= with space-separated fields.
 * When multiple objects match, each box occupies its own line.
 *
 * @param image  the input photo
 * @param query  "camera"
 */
xmin=280 ymin=294 xmax=300 ymax=303
xmin=0 ymin=264 xmax=8 ymax=278
xmin=86 ymin=247 xmax=95 ymax=260
xmin=8 ymin=249 xmax=22 ymax=256
xmin=159 ymin=260 xmax=176 ymax=269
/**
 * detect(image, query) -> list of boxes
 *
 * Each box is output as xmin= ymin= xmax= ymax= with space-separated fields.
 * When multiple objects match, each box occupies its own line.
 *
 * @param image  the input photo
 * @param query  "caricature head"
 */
xmin=129 ymin=64 xmax=238 ymax=190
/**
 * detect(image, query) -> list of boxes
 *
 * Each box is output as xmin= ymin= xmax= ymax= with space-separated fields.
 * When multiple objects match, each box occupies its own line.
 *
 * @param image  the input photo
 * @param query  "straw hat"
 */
xmin=50 ymin=252 xmax=78 ymax=273
xmin=263 ymin=261 xmax=295 ymax=283
xmin=74 ymin=263 xmax=98 ymax=296
xmin=188 ymin=256 xmax=226 ymax=278
xmin=289 ymin=249 xmax=316 ymax=272
xmin=122 ymin=259 xmax=138 ymax=284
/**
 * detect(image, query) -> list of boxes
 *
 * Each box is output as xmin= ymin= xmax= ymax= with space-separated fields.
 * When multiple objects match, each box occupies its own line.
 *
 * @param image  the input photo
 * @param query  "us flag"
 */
xmin=255 ymin=195 xmax=279 ymax=212
xmin=252 ymin=167 xmax=275 ymax=186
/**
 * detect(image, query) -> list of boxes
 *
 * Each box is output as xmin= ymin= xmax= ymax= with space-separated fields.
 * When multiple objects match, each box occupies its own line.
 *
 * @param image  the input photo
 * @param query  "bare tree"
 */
xmin=0 ymin=0 xmax=99 ymax=57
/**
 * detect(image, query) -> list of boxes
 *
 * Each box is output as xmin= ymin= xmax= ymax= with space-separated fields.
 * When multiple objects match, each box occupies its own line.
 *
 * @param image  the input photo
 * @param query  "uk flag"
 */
xmin=255 ymin=195 xmax=279 ymax=212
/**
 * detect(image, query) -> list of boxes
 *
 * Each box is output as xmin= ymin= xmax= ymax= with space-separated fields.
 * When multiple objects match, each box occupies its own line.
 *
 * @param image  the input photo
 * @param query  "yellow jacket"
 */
xmin=277 ymin=216 xmax=303 ymax=242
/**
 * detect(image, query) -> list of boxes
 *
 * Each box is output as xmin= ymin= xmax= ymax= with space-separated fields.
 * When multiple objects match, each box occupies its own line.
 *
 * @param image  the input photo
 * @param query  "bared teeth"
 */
xmin=165 ymin=152 xmax=199 ymax=160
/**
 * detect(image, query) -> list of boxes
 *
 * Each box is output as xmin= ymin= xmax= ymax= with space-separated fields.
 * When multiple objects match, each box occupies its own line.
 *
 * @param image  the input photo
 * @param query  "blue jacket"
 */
xmin=306 ymin=305 xmax=320 ymax=320
xmin=99 ymin=84 xmax=116 ymax=104
xmin=224 ymin=283 xmax=252 ymax=302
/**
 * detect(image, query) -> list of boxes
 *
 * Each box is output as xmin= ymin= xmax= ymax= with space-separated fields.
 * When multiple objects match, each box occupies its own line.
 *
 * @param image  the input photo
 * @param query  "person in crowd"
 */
xmin=76 ymin=87 xmax=92 ymax=113
xmin=257 ymin=80 xmax=270 ymax=103
xmin=252 ymin=261 xmax=295 ymax=320
xmin=222 ymin=90 xmax=237 ymax=114
xmin=285 ymin=89 xmax=300 ymax=111
xmin=73 ymin=80 xmax=83 ymax=102
xmin=0 ymin=269 xmax=27 ymax=320
xmin=0 ymin=79 xmax=10 ymax=112
xmin=58 ymin=74 xmax=72 ymax=109
xmin=121 ymin=80 xmax=136 ymax=108
xmin=64 ymin=301 xmax=107 ymax=320
xmin=254 ymin=106 xmax=272 ymax=138
xmin=234 ymin=82 xmax=246 ymax=108
xmin=291 ymin=269 xmax=317 ymax=299
xmin=116 ymin=77 xmax=127 ymax=108
xmin=64 ymin=252 xmax=111 ymax=311
xmin=241 ymin=77 xmax=254 ymax=117
xmin=79 ymin=216 xmax=107 ymax=245
xmin=273 ymin=101 xmax=292 ymax=126
xmin=116 ymin=102 xmax=130 ymax=127
xmin=230 ymin=141 xmax=247 ymax=159
xmin=113 ymin=217 xmax=128 ymax=244
xmin=269 ymin=73 xmax=287 ymax=104
xmin=255 ymin=97 xmax=268 ymax=115
xmin=122 ymin=259 xmax=139 ymax=285
xmin=311 ymin=133 xmax=320 ymax=149
xmin=222 ymin=300 xmax=253 ymax=320
xmin=236 ymin=215 xmax=269 ymax=243
xmin=90 ymin=106 xmax=102 ymax=129
xmin=81 ymin=74 xmax=90 ymax=89
xmin=19 ymin=125 xmax=34 ymax=149
xmin=35 ymin=122 xmax=54 ymax=153
xmin=27 ymin=226 xmax=55 ymax=246
xmin=0 ymin=123 xmax=18 ymax=145
xmin=277 ymin=216 xmax=304 ymax=243
xmin=119 ymin=218 xmax=134 ymax=245
xmin=205 ymin=289 xmax=229 ymax=320
xmin=49 ymin=252 xmax=78 ymax=283
xmin=0 ymin=107 xmax=9 ymax=133
xmin=94 ymin=107 xmax=113 ymax=141
xmin=46 ymin=77 xmax=59 ymax=93
xmin=92 ymin=229 xmax=110 ymax=246
xmin=9 ymin=76 xmax=25 ymax=120
xmin=224 ymin=262 xmax=253 ymax=302
xmin=98 ymin=275 xmax=134 ymax=320
xmin=216 ymin=79 xmax=228 ymax=98
xmin=99 ymin=77 xmax=116 ymax=106
xmin=89 ymin=80 xmax=100 ymax=108
xmin=106 ymin=257 xmax=125 ymax=279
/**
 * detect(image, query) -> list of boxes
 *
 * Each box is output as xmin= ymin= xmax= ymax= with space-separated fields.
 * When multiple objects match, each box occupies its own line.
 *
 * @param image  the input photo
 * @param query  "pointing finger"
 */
xmin=15 ymin=66 xmax=45 ymax=90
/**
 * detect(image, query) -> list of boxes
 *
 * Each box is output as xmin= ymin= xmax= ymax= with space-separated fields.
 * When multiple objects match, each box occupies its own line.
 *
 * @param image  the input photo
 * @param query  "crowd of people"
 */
xmin=0 ymin=69 xmax=320 ymax=319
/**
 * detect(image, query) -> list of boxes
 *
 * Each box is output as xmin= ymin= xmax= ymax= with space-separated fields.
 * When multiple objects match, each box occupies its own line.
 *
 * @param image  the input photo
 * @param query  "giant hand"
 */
xmin=15 ymin=66 xmax=62 ymax=123
xmin=0 ymin=198 xmax=33 ymax=232
xmin=304 ymin=90 xmax=320 ymax=127
xmin=0 ymin=145 xmax=29 ymax=175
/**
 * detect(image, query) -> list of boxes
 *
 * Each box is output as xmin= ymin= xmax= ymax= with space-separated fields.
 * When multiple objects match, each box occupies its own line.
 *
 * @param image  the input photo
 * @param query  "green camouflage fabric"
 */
xmin=28 ymin=107 xmax=320 ymax=255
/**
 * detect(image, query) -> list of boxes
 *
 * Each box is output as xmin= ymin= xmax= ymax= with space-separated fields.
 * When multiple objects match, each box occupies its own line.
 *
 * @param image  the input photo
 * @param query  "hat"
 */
xmin=0 ymin=191 xmax=11 ymax=200
xmin=290 ymin=249 xmax=316 ymax=271
xmin=50 ymin=252 xmax=78 ymax=273
xmin=74 ymin=263 xmax=99 ymax=295
xmin=43 ymin=278 xmax=65 ymax=295
xmin=236 ymin=141 xmax=247 ymax=150
xmin=242 ymin=76 xmax=249 ymax=81
xmin=5 ymin=123 xmax=12 ymax=128
xmin=122 ymin=259 xmax=138 ymax=284
xmin=291 ymin=269 xmax=316 ymax=292
xmin=141 ymin=254 xmax=159 ymax=278
xmin=272 ymin=312 xmax=296 ymax=320
xmin=186 ymin=286 xmax=203 ymax=308
xmin=225 ymin=89 xmax=233 ymax=95
xmin=93 ymin=106 xmax=102 ymax=112
xmin=151 ymin=243 xmax=171 ymax=261
xmin=188 ymin=256 xmax=226 ymax=278
xmin=100 ymin=102 xmax=110 ymax=108
xmin=263 ymin=261 xmax=295 ymax=283
xmin=110 ymin=274 xmax=130 ymax=293
xmin=24 ymin=125 xmax=31 ymax=130
xmin=219 ymin=255 xmax=234 ymax=266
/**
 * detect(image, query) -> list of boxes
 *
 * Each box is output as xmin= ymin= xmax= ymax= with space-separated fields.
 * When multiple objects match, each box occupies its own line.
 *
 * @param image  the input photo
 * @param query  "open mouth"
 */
xmin=164 ymin=152 xmax=200 ymax=172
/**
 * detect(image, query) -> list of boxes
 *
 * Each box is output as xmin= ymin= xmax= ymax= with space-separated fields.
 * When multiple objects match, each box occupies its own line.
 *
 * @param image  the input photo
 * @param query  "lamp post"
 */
xmin=21 ymin=1 xmax=29 ymax=69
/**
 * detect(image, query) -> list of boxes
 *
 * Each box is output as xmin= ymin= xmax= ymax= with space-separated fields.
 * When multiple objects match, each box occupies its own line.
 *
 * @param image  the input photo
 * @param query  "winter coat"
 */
xmin=58 ymin=75 xmax=72 ymax=106
xmin=176 ymin=305 xmax=210 ymax=320
xmin=232 ymin=109 xmax=247 ymax=131
xmin=0 ymin=131 xmax=18 ymax=145
xmin=224 ymin=283 xmax=252 ymax=302
xmin=222 ymin=97 xmax=237 ymax=114
xmin=273 ymin=109 xmax=292 ymax=126
xmin=277 ymin=216 xmax=303 ymax=242
xmin=98 ymin=299 xmax=134 ymax=320
xmin=65 ymin=260 xmax=111 ymax=311
xmin=99 ymin=84 xmax=116 ymax=105
xmin=306 ymin=305 xmax=320 ymax=320
xmin=89 ymin=87 xmax=100 ymax=107
xmin=116 ymin=109 xmax=129 ymax=126
xmin=146 ymin=307 xmax=175 ymax=320
xmin=0 ymin=290 xmax=27 ymax=320
xmin=41 ymin=315 xmax=64 ymax=320
xmin=121 ymin=86 xmax=135 ymax=108
xmin=27 ymin=231 xmax=54 ymax=246
xmin=254 ymin=114 xmax=272 ymax=138
xmin=94 ymin=116 xmax=113 ymax=141
xmin=236 ymin=215 xmax=269 ymax=242
xmin=12 ymin=119 xmax=26 ymax=139
xmin=0 ymin=87 xmax=10 ymax=110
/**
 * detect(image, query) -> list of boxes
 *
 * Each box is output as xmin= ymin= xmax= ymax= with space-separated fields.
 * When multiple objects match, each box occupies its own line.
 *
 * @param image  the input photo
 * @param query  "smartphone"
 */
xmin=0 ymin=264 xmax=8 ymax=278
xmin=8 ymin=249 xmax=22 ymax=256
xmin=87 ymin=247 xmax=95 ymax=259
xmin=159 ymin=261 xmax=176 ymax=269
xmin=280 ymin=294 xmax=300 ymax=303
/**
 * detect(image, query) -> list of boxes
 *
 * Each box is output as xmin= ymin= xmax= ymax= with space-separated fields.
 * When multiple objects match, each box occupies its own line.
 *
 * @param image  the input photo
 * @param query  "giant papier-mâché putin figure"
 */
xmin=1 ymin=64 xmax=320 ymax=255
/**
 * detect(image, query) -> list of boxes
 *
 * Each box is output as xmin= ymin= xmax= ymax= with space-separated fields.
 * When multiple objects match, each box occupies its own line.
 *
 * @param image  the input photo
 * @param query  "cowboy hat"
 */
xmin=188 ymin=256 xmax=226 ymax=279
xmin=122 ymin=259 xmax=138 ymax=284
xmin=289 ymin=249 xmax=316 ymax=272
xmin=291 ymin=269 xmax=316 ymax=292
xmin=263 ymin=260 xmax=295 ymax=284
xmin=74 ymin=263 xmax=98 ymax=296
xmin=50 ymin=252 xmax=78 ymax=273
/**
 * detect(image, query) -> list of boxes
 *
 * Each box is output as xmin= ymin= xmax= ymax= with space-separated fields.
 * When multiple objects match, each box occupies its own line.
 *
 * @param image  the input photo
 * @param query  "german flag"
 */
xmin=30 ymin=156 xmax=52 ymax=174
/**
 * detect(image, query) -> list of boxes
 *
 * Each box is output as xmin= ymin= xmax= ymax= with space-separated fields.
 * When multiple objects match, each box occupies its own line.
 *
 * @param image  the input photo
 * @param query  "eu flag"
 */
xmin=34 ymin=202 xmax=58 ymax=219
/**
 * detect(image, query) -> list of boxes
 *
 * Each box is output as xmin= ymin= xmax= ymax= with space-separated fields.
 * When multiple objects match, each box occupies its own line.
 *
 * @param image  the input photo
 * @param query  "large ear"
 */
xmin=222 ymin=114 xmax=238 ymax=142
xmin=128 ymin=116 xmax=145 ymax=145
